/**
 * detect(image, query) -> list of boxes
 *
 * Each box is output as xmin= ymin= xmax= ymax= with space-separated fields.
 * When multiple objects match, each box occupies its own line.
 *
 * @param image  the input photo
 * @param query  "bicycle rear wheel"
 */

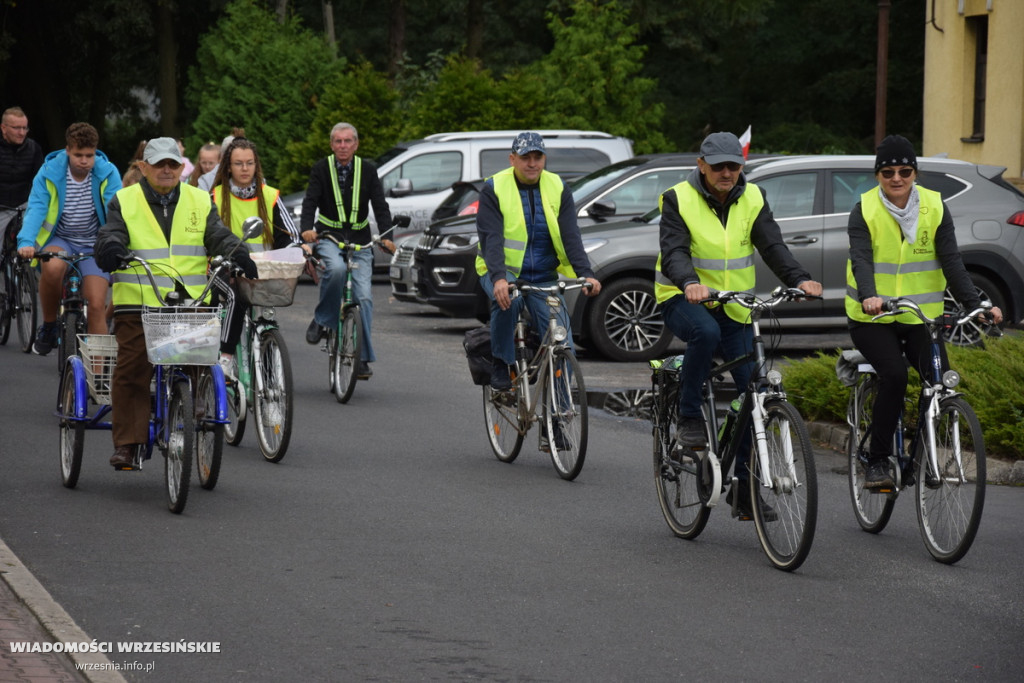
xmin=224 ymin=374 xmax=246 ymax=445
xmin=915 ymin=396 xmax=985 ymax=564
xmin=482 ymin=385 xmax=524 ymax=462
xmin=165 ymin=380 xmax=193 ymax=514
xmin=0 ymin=259 xmax=12 ymax=345
xmin=195 ymin=369 xmax=223 ymax=491
xmin=847 ymin=375 xmax=896 ymax=533
xmin=653 ymin=401 xmax=712 ymax=540
xmin=15 ymin=265 xmax=36 ymax=353
xmin=58 ymin=361 xmax=83 ymax=488
xmin=750 ymin=399 xmax=817 ymax=571
xmin=254 ymin=328 xmax=292 ymax=462
xmin=332 ymin=306 xmax=361 ymax=404
xmin=57 ymin=309 xmax=83 ymax=373
xmin=543 ymin=348 xmax=587 ymax=481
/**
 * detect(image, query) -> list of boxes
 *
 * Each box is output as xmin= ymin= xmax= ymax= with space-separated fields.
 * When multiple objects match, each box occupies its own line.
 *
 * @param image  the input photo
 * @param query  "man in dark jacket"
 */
xmin=0 ymin=107 xmax=43 ymax=248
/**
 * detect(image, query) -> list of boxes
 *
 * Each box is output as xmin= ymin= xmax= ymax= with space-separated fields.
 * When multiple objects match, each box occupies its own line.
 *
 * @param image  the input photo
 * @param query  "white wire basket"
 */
xmin=142 ymin=306 xmax=222 ymax=365
xmin=78 ymin=334 xmax=117 ymax=405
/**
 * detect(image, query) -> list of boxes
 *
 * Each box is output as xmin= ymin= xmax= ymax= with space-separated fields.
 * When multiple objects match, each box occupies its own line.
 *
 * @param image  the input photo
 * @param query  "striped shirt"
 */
xmin=54 ymin=167 xmax=99 ymax=250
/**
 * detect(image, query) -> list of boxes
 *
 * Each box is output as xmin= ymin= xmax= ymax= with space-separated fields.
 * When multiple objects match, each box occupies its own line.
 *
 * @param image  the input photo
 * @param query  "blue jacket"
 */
xmin=17 ymin=148 xmax=122 ymax=250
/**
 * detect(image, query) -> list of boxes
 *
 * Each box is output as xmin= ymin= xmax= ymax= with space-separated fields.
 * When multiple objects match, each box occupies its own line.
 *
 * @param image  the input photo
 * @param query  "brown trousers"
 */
xmin=111 ymin=314 xmax=153 ymax=447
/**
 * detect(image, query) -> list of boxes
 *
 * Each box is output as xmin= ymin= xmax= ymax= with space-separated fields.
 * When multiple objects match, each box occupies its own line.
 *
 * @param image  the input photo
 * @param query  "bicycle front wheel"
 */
xmin=916 ymin=396 xmax=985 ymax=564
xmin=195 ymin=369 xmax=223 ymax=491
xmin=750 ymin=399 xmax=817 ymax=571
xmin=254 ymin=328 xmax=293 ymax=462
xmin=847 ymin=375 xmax=896 ymax=533
xmin=15 ymin=265 xmax=36 ymax=353
xmin=165 ymin=380 xmax=194 ymax=514
xmin=543 ymin=349 xmax=587 ymax=481
xmin=58 ymin=362 xmax=83 ymax=488
xmin=482 ymin=385 xmax=524 ymax=463
xmin=224 ymin=373 xmax=246 ymax=446
xmin=57 ymin=309 xmax=83 ymax=374
xmin=653 ymin=404 xmax=712 ymax=539
xmin=332 ymin=306 xmax=361 ymax=404
xmin=0 ymin=260 xmax=12 ymax=345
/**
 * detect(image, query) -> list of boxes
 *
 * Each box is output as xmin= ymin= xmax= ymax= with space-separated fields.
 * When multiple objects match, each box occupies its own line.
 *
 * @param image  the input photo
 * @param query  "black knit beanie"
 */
xmin=874 ymin=135 xmax=917 ymax=173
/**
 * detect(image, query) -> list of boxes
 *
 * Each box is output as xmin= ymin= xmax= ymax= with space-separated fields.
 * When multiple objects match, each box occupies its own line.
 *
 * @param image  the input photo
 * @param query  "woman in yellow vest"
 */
xmin=846 ymin=135 xmax=1003 ymax=489
xmin=209 ymin=137 xmax=301 ymax=377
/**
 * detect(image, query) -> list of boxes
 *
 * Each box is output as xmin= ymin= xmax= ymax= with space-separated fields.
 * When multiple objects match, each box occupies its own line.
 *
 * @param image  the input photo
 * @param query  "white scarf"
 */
xmin=230 ymin=180 xmax=258 ymax=200
xmin=879 ymin=184 xmax=920 ymax=243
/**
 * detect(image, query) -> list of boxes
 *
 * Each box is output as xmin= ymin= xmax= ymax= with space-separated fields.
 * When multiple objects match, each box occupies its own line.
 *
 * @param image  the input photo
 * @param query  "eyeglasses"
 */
xmin=708 ymin=161 xmax=742 ymax=173
xmin=879 ymin=167 xmax=914 ymax=179
xmin=231 ymin=160 xmax=256 ymax=169
xmin=149 ymin=160 xmax=182 ymax=170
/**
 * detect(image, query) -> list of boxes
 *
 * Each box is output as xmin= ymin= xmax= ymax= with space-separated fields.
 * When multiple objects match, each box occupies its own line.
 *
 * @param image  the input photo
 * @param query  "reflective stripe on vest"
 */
xmin=111 ymin=184 xmax=212 ymax=307
xmin=318 ymin=156 xmax=368 ymax=230
xmin=845 ymin=186 xmax=945 ymax=324
xmin=655 ymin=181 xmax=762 ymax=323
xmin=31 ymin=176 xmax=111 ymax=264
xmin=474 ymin=168 xmax=575 ymax=279
xmin=212 ymin=185 xmax=279 ymax=251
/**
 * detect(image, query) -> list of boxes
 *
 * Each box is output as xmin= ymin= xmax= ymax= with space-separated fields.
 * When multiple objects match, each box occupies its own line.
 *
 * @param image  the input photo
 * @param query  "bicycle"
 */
xmin=223 ymin=248 xmax=304 ymax=464
xmin=33 ymin=250 xmax=92 ymax=372
xmin=840 ymin=297 xmax=991 ymax=564
xmin=0 ymin=205 xmax=38 ymax=353
xmin=650 ymin=287 xmax=819 ymax=571
xmin=481 ymin=279 xmax=592 ymax=481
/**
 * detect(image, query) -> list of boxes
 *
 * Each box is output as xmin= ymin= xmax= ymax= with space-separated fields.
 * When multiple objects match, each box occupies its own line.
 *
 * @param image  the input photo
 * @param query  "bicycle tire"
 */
xmin=224 ymin=374 xmax=246 ymax=446
xmin=653 ymin=398 xmax=712 ymax=540
xmin=326 ymin=328 xmax=338 ymax=393
xmin=165 ymin=381 xmax=193 ymax=514
xmin=332 ymin=306 xmax=361 ymax=404
xmin=254 ymin=328 xmax=293 ymax=462
xmin=543 ymin=348 xmax=587 ymax=481
xmin=195 ymin=369 xmax=224 ymax=491
xmin=15 ymin=265 xmax=36 ymax=353
xmin=482 ymin=385 xmax=524 ymax=462
xmin=57 ymin=309 xmax=83 ymax=374
xmin=0 ymin=259 xmax=12 ymax=345
xmin=915 ymin=396 xmax=985 ymax=564
xmin=847 ymin=375 xmax=896 ymax=533
xmin=750 ymin=398 xmax=817 ymax=571
xmin=58 ymin=361 xmax=83 ymax=488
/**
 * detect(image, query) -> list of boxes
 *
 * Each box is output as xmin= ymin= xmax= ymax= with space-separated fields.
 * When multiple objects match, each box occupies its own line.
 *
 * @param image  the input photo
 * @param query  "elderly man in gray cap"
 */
xmin=654 ymin=131 xmax=821 ymax=519
xmin=95 ymin=136 xmax=258 ymax=470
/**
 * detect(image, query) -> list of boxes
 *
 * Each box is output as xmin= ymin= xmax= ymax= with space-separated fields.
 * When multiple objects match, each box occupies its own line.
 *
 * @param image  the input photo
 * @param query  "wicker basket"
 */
xmin=237 ymin=256 xmax=305 ymax=307
xmin=78 ymin=334 xmax=117 ymax=405
xmin=142 ymin=306 xmax=222 ymax=365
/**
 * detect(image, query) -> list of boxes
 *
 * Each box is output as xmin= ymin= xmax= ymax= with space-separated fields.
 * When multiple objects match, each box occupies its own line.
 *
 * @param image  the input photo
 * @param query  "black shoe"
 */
xmin=864 ymin=460 xmax=895 ymax=489
xmin=490 ymin=359 xmax=512 ymax=392
xmin=305 ymin=318 xmax=324 ymax=345
xmin=110 ymin=444 xmax=139 ymax=470
xmin=727 ymin=483 xmax=778 ymax=522
xmin=541 ymin=422 xmax=570 ymax=453
xmin=676 ymin=416 xmax=707 ymax=450
xmin=32 ymin=322 xmax=58 ymax=356
xmin=357 ymin=362 xmax=372 ymax=380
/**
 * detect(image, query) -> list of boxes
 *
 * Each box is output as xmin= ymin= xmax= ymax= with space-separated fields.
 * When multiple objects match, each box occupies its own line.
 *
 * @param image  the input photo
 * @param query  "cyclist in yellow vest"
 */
xmin=95 ymin=138 xmax=258 ymax=470
xmin=657 ymin=132 xmax=821 ymax=519
xmin=300 ymin=122 xmax=394 ymax=381
xmin=209 ymin=137 xmax=302 ymax=378
xmin=475 ymin=132 xmax=601 ymax=402
xmin=847 ymin=135 xmax=1002 ymax=489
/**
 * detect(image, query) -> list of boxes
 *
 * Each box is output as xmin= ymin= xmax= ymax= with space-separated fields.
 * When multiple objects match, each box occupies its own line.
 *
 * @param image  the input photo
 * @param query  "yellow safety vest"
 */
xmin=655 ymin=181 xmax=762 ymax=323
xmin=111 ymin=184 xmax=211 ymax=307
xmin=211 ymin=185 xmax=279 ymax=251
xmin=474 ymin=168 xmax=576 ymax=279
xmin=318 ymin=156 xmax=368 ymax=230
xmin=845 ymin=186 xmax=945 ymax=324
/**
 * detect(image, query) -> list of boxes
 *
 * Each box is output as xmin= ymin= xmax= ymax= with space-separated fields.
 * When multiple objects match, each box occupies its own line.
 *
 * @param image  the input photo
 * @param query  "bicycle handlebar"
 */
xmin=120 ymin=252 xmax=237 ymax=308
xmin=509 ymin=278 xmax=593 ymax=297
xmin=699 ymin=286 xmax=819 ymax=309
xmin=876 ymin=296 xmax=992 ymax=327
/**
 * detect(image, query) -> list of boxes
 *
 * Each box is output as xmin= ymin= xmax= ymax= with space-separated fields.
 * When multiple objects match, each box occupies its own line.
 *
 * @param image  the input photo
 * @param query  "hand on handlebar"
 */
xmin=684 ymin=282 xmax=710 ymax=304
xmin=583 ymin=277 xmax=601 ymax=297
xmin=797 ymin=280 xmax=822 ymax=298
xmin=16 ymin=245 xmax=35 ymax=259
xmin=861 ymin=296 xmax=884 ymax=316
xmin=493 ymin=278 xmax=512 ymax=311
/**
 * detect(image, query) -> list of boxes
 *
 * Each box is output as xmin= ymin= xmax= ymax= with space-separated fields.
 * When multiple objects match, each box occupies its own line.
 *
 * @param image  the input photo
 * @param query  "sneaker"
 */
xmin=490 ymin=359 xmax=512 ymax=392
xmin=676 ymin=416 xmax=707 ymax=450
xmin=218 ymin=355 xmax=237 ymax=380
xmin=727 ymin=483 xmax=778 ymax=522
xmin=864 ymin=460 xmax=895 ymax=489
xmin=32 ymin=322 xmax=58 ymax=356
xmin=357 ymin=362 xmax=373 ymax=380
xmin=305 ymin=318 xmax=325 ymax=345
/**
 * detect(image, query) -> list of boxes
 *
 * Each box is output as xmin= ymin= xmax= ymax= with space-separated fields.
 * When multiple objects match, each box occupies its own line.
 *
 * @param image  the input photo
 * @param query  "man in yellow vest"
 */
xmin=95 ymin=137 xmax=258 ymax=470
xmin=657 ymin=131 xmax=821 ymax=518
xmin=475 ymin=132 xmax=601 ymax=407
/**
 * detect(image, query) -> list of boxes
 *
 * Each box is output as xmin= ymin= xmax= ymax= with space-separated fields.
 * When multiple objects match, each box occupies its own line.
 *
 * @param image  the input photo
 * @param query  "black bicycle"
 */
xmin=650 ymin=287 xmax=819 ymax=571
xmin=33 ymin=250 xmax=92 ymax=372
xmin=0 ymin=205 xmax=37 ymax=352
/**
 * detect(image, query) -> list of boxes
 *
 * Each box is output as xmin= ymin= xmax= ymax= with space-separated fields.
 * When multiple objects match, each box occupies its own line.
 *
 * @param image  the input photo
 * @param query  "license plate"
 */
xmin=389 ymin=266 xmax=402 ymax=280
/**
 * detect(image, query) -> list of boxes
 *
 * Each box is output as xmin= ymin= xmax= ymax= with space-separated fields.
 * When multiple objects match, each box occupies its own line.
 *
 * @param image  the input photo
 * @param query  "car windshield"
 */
xmin=568 ymin=160 xmax=643 ymax=201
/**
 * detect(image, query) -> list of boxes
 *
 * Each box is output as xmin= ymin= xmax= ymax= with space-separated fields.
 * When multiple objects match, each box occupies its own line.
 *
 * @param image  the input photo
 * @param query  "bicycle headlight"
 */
xmin=767 ymin=369 xmax=783 ymax=387
xmin=552 ymin=325 xmax=569 ymax=342
xmin=942 ymin=370 xmax=960 ymax=388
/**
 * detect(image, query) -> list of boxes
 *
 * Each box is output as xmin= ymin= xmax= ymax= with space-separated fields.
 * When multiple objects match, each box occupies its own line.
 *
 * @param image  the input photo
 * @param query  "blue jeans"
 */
xmin=480 ymin=276 xmax=574 ymax=364
xmin=314 ymin=244 xmax=375 ymax=362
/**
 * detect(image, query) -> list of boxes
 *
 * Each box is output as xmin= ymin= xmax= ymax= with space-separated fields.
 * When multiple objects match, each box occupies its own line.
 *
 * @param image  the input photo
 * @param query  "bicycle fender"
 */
xmin=61 ymin=356 xmax=89 ymax=420
xmin=209 ymin=364 xmax=229 ymax=423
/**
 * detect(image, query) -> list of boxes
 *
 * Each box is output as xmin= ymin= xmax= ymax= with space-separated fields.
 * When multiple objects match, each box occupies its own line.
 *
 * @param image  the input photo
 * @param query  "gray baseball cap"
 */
xmin=512 ymin=131 xmax=546 ymax=156
xmin=700 ymin=131 xmax=745 ymax=166
xmin=143 ymin=137 xmax=183 ymax=165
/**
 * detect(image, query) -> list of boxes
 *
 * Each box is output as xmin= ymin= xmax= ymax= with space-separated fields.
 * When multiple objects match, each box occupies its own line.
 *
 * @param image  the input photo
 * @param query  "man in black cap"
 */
xmin=655 ymin=131 xmax=821 ymax=519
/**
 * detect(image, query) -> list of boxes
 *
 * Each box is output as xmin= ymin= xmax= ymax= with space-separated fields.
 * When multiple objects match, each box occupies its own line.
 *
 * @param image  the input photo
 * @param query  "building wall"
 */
xmin=922 ymin=0 xmax=1024 ymax=177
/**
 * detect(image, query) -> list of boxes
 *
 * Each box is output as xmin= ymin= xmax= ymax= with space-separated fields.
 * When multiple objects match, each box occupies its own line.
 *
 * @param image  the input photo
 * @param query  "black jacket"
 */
xmin=300 ymin=155 xmax=391 ymax=247
xmin=0 ymin=137 xmax=44 ymax=207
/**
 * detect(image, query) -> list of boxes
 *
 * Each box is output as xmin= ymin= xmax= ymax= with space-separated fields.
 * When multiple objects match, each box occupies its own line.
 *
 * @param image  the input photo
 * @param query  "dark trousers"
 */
xmin=112 ymin=314 xmax=153 ymax=447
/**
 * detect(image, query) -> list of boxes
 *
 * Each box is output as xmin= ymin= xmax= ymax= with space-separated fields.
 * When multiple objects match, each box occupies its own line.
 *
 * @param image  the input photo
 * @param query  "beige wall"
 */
xmin=922 ymin=1 xmax=1024 ymax=177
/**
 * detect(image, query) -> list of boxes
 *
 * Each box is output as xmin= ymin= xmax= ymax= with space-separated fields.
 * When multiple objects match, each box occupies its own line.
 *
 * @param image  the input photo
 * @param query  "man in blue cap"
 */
xmin=474 ymin=131 xmax=601 ymax=405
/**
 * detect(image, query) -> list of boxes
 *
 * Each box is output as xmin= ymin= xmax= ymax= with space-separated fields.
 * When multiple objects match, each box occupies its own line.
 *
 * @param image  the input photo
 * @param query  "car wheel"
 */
xmin=943 ymin=272 xmax=1005 ymax=347
xmin=585 ymin=276 xmax=673 ymax=362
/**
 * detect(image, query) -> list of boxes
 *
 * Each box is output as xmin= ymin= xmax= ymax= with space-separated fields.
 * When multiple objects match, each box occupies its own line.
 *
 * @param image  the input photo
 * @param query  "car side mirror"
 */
xmin=587 ymin=199 xmax=617 ymax=219
xmin=390 ymin=178 xmax=413 ymax=198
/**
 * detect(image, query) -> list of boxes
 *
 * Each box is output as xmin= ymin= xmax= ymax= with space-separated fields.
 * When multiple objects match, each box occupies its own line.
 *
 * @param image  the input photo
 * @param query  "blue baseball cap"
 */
xmin=512 ymin=131 xmax=546 ymax=156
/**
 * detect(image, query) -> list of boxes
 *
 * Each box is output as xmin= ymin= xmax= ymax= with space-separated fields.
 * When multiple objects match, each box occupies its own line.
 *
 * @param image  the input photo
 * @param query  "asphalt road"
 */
xmin=0 ymin=281 xmax=1021 ymax=681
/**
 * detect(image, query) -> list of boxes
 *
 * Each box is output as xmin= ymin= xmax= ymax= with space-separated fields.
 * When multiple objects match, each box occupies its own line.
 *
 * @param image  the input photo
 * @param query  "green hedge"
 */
xmin=782 ymin=332 xmax=1024 ymax=460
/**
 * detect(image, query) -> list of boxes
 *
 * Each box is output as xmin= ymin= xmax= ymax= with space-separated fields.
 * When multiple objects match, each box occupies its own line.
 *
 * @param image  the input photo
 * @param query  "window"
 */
xmin=479 ymin=148 xmax=613 ymax=181
xmin=917 ymin=172 xmax=969 ymax=201
xmin=597 ymin=169 xmax=691 ymax=215
xmin=756 ymin=172 xmax=818 ymax=219
xmin=962 ymin=15 xmax=988 ymax=142
xmin=831 ymin=172 xmax=876 ymax=215
xmin=380 ymin=151 xmax=462 ymax=194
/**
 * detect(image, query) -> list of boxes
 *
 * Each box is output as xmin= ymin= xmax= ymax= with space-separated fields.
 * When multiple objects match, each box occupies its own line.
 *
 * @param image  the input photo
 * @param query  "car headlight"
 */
xmin=582 ymin=238 xmax=607 ymax=254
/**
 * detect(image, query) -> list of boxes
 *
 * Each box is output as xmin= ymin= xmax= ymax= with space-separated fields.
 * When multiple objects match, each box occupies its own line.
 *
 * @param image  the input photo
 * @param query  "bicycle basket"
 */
xmin=78 ymin=334 xmax=117 ymax=405
xmin=142 ymin=305 xmax=222 ymax=365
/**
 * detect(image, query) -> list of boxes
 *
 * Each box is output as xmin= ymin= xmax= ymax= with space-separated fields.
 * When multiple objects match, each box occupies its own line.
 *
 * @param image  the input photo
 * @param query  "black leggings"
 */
xmin=848 ymin=321 xmax=949 ymax=461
